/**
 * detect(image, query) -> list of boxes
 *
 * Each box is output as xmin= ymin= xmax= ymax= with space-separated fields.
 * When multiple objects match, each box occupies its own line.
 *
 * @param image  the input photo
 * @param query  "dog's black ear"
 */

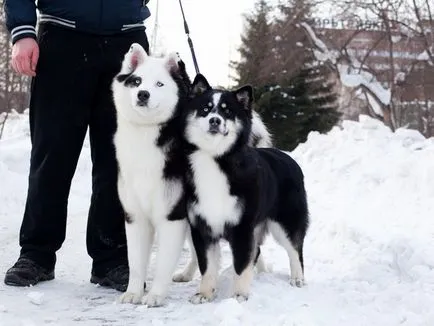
xmin=191 ymin=74 xmax=211 ymax=96
xmin=233 ymin=85 xmax=253 ymax=111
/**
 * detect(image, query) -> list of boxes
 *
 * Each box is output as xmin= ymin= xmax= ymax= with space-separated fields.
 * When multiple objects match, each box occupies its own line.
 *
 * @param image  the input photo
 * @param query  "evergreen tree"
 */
xmin=256 ymin=55 xmax=340 ymax=150
xmin=299 ymin=59 xmax=341 ymax=140
xmin=255 ymin=77 xmax=307 ymax=150
xmin=231 ymin=0 xmax=272 ymax=86
xmin=269 ymin=0 xmax=313 ymax=84
xmin=233 ymin=0 xmax=341 ymax=150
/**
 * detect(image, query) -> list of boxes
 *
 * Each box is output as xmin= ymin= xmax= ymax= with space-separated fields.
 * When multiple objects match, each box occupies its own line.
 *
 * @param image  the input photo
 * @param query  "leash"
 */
xmin=178 ymin=0 xmax=200 ymax=74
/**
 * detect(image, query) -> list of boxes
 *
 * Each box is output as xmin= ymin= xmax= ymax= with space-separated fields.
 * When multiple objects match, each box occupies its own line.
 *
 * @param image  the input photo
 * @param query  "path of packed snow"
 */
xmin=1 ymin=112 xmax=433 ymax=326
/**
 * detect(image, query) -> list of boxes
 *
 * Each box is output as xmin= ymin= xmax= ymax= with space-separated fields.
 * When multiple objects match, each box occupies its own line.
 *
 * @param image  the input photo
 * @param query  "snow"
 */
xmin=366 ymin=92 xmax=384 ymax=117
xmin=391 ymin=35 xmax=401 ymax=43
xmin=338 ymin=63 xmax=391 ymax=105
xmin=417 ymin=50 xmax=434 ymax=66
xmin=299 ymin=22 xmax=391 ymax=107
xmin=394 ymin=71 xmax=406 ymax=84
xmin=27 ymin=292 xmax=44 ymax=306
xmin=300 ymin=22 xmax=339 ymax=64
xmin=417 ymin=50 xmax=429 ymax=61
xmin=1 ymin=112 xmax=434 ymax=325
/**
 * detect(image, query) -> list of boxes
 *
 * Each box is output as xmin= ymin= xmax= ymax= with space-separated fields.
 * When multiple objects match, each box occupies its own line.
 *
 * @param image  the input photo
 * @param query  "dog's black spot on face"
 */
xmin=124 ymin=75 xmax=142 ymax=88
xmin=217 ymin=93 xmax=247 ymax=123
xmin=116 ymin=73 xmax=131 ymax=83
xmin=219 ymin=104 xmax=235 ymax=120
xmin=190 ymin=91 xmax=243 ymax=122
xmin=196 ymin=100 xmax=214 ymax=118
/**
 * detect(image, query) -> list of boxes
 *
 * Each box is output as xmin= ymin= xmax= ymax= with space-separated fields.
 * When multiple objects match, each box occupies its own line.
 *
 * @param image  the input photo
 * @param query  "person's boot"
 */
xmin=90 ymin=264 xmax=146 ymax=292
xmin=4 ymin=257 xmax=54 ymax=287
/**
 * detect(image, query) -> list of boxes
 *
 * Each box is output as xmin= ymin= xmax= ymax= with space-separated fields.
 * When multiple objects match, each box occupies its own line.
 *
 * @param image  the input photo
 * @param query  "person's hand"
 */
xmin=11 ymin=38 xmax=39 ymax=77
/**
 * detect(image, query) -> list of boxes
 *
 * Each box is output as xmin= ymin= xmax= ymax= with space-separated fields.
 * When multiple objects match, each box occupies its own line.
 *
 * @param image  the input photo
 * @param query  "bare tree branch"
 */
xmin=0 ymin=112 xmax=9 ymax=140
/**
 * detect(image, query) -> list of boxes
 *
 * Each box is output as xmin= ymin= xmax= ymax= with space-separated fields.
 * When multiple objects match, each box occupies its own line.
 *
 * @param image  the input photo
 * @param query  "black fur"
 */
xmin=154 ymin=61 xmax=192 ymax=222
xmin=182 ymin=74 xmax=309 ymax=286
xmin=116 ymin=72 xmax=132 ymax=83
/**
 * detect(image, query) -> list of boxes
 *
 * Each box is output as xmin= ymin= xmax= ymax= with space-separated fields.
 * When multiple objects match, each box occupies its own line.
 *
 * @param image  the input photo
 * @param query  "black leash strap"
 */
xmin=178 ymin=0 xmax=200 ymax=74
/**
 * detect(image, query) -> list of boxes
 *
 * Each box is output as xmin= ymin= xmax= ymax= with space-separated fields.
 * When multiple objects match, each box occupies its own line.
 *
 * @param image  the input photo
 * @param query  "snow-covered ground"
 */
xmin=1 ymin=112 xmax=434 ymax=326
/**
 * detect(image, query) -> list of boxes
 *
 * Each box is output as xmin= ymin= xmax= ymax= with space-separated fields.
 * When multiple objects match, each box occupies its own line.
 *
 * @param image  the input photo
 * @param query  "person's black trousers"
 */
xmin=19 ymin=23 xmax=149 ymax=276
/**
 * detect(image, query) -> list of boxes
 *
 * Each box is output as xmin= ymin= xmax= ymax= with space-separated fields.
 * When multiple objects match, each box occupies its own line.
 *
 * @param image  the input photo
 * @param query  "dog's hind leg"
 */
xmin=253 ymin=225 xmax=272 ymax=273
xmin=269 ymin=221 xmax=305 ymax=287
xmin=173 ymin=229 xmax=198 ymax=282
xmin=254 ymin=247 xmax=269 ymax=273
xmin=118 ymin=217 xmax=154 ymax=304
xmin=142 ymin=219 xmax=188 ymax=307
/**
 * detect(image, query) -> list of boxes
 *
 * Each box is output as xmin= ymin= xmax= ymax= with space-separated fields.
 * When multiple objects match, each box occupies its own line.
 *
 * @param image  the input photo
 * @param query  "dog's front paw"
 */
xmin=118 ymin=291 xmax=144 ymax=304
xmin=172 ymin=272 xmax=193 ymax=283
xmin=290 ymin=277 xmax=305 ymax=288
xmin=189 ymin=291 xmax=215 ymax=304
xmin=141 ymin=293 xmax=165 ymax=307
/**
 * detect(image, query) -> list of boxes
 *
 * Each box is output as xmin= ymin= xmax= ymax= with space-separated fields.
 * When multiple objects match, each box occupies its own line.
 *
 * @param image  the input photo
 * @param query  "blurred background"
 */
xmin=1 ymin=0 xmax=433 ymax=149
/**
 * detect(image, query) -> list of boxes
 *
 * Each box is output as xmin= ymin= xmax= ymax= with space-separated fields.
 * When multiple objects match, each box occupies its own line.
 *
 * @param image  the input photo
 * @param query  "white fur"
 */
xmin=268 ymin=221 xmax=304 ymax=287
xmin=188 ymin=151 xmax=243 ymax=237
xmin=250 ymin=111 xmax=272 ymax=147
xmin=113 ymin=44 xmax=188 ymax=307
xmin=195 ymin=112 xmax=228 ymax=135
xmin=233 ymin=262 xmax=254 ymax=302
xmin=212 ymin=93 xmax=222 ymax=108
xmin=172 ymin=229 xmax=198 ymax=282
xmin=113 ymin=44 xmax=180 ymax=126
xmin=255 ymin=251 xmax=268 ymax=273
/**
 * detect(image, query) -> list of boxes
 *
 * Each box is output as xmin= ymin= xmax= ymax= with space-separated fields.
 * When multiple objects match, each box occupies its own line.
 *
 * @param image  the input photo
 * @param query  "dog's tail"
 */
xmin=249 ymin=111 xmax=273 ymax=148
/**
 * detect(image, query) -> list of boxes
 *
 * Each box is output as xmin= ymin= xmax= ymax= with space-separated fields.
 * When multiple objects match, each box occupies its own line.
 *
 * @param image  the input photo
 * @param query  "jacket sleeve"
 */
xmin=4 ymin=0 xmax=37 ymax=44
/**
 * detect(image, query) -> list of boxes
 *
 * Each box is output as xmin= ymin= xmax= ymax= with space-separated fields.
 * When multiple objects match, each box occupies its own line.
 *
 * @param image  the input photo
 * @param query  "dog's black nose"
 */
xmin=209 ymin=117 xmax=221 ymax=126
xmin=137 ymin=90 xmax=150 ymax=102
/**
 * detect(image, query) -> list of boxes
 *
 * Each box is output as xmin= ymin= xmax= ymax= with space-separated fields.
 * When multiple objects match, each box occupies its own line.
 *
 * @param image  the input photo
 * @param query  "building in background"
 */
xmin=309 ymin=17 xmax=434 ymax=135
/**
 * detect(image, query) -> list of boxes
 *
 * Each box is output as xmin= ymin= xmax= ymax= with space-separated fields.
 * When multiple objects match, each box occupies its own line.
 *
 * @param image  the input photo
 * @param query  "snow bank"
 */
xmin=293 ymin=114 xmax=434 ymax=241
xmin=1 ymin=113 xmax=433 ymax=325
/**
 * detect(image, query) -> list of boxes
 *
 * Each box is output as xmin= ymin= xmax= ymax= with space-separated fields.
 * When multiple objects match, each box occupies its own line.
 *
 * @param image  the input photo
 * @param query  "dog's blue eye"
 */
xmin=203 ymin=107 xmax=209 ymax=112
xmin=134 ymin=77 xmax=141 ymax=86
xmin=156 ymin=81 xmax=164 ymax=87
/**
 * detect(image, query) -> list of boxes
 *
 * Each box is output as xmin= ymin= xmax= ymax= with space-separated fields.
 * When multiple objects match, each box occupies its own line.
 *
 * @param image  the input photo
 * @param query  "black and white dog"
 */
xmin=182 ymin=75 xmax=309 ymax=304
xmin=111 ymin=43 xmax=273 ymax=307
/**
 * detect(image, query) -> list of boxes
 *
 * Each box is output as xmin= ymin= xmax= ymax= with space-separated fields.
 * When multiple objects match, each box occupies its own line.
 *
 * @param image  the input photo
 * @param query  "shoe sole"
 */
xmin=4 ymin=273 xmax=54 ymax=287
xmin=90 ymin=275 xmax=128 ymax=292
xmin=90 ymin=276 xmax=146 ymax=293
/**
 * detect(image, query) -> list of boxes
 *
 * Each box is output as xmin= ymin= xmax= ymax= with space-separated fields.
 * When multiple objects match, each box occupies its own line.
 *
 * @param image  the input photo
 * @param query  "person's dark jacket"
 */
xmin=4 ymin=0 xmax=151 ymax=44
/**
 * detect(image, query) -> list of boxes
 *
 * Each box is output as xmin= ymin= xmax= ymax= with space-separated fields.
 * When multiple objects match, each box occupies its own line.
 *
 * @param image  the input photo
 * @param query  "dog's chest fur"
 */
xmin=115 ymin=121 xmax=183 ymax=222
xmin=187 ymin=150 xmax=243 ymax=236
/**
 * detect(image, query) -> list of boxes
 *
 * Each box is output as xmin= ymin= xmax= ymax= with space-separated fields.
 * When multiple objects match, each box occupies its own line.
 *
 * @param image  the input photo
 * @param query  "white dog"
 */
xmin=112 ymin=43 xmax=189 ymax=307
